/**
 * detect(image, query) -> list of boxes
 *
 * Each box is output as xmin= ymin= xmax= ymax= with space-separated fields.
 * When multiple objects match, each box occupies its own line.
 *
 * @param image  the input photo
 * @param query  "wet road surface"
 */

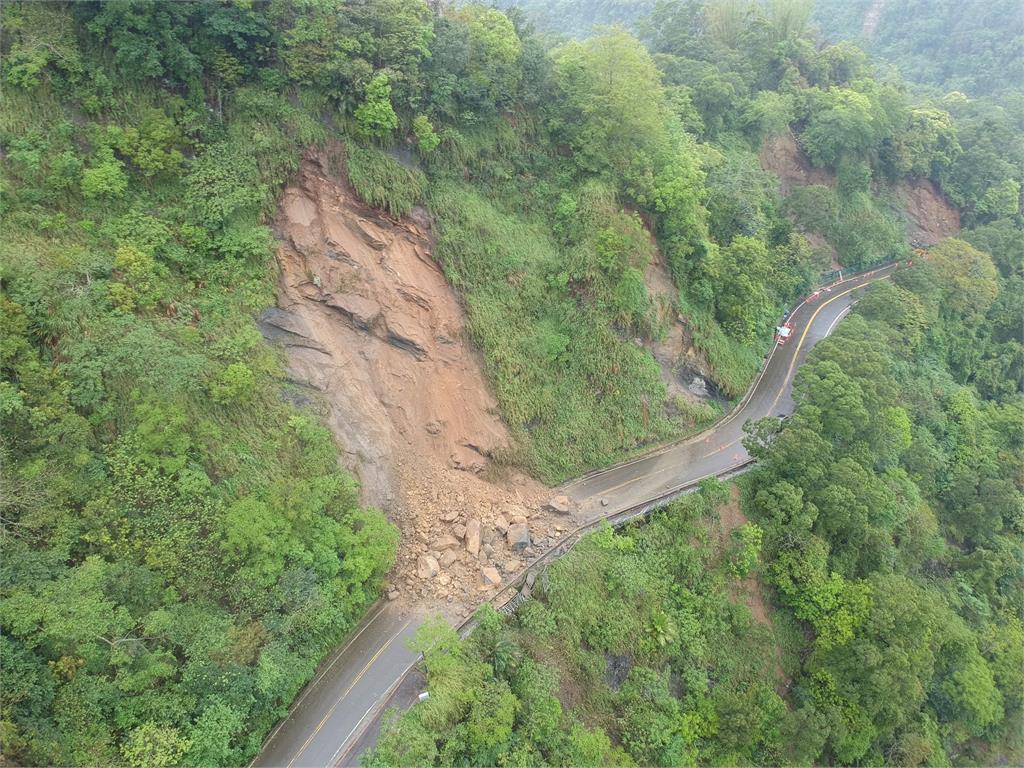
xmin=250 ymin=265 xmax=895 ymax=766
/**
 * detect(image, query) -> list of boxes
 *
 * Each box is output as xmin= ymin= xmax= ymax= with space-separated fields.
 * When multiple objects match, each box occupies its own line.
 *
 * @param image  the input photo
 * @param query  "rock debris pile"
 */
xmin=267 ymin=145 xmax=575 ymax=617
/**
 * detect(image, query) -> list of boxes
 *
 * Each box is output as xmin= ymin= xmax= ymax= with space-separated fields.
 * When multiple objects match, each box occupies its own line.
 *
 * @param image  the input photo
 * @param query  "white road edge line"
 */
xmin=250 ymin=605 xmax=389 ymax=763
xmin=824 ymin=305 xmax=853 ymax=337
xmin=330 ymin=657 xmax=421 ymax=767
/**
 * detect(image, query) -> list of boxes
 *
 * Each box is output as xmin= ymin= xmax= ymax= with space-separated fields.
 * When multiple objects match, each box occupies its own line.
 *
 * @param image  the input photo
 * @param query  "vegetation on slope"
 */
xmin=366 ymin=483 xmax=786 ymax=768
xmin=812 ymin=0 xmax=1024 ymax=98
xmin=2 ymin=1 xmax=1022 ymax=765
xmin=365 ymin=239 xmax=1024 ymax=767
xmin=811 ymin=0 xmax=1024 ymax=227
xmin=0 ymin=4 xmax=400 ymax=765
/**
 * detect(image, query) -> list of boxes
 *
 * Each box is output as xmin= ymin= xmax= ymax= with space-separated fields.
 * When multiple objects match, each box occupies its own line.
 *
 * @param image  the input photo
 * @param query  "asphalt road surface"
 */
xmin=251 ymin=264 xmax=896 ymax=767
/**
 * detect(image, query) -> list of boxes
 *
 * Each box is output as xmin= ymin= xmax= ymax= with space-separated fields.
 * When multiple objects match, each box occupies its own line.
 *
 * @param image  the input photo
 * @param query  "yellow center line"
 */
xmin=287 ymin=617 xmax=413 ymax=768
xmin=767 ymin=276 xmax=882 ymax=414
xmin=578 ymin=270 xmax=893 ymax=503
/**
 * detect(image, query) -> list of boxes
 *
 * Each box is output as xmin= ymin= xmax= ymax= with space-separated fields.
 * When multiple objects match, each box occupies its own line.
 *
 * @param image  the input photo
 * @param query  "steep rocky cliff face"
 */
xmin=892 ymin=177 xmax=961 ymax=245
xmin=261 ymin=147 xmax=566 ymax=615
xmin=267 ymin=148 xmax=509 ymax=505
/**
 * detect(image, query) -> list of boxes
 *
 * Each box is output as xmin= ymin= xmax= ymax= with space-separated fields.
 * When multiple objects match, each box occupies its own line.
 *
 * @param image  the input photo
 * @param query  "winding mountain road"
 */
xmin=251 ymin=264 xmax=897 ymax=767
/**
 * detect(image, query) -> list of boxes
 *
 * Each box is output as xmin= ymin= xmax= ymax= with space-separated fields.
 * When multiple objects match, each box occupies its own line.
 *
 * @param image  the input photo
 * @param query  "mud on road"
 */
xmin=262 ymin=146 xmax=566 ymax=617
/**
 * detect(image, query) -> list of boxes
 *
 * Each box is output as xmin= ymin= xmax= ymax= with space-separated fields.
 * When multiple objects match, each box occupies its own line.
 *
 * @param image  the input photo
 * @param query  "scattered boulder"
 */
xmin=482 ymin=526 xmax=498 ymax=545
xmin=387 ymin=589 xmax=400 ymax=601
xmin=452 ymin=523 xmax=467 ymax=540
xmin=544 ymin=495 xmax=572 ymax=514
xmin=507 ymin=522 xmax=530 ymax=552
xmin=465 ymin=518 xmax=481 ymax=556
xmin=503 ymin=559 xmax=523 ymax=574
xmin=439 ymin=550 xmax=459 ymax=568
xmin=525 ymin=572 xmax=536 ymax=589
xmin=503 ymin=504 xmax=526 ymax=520
xmin=600 ymin=498 xmax=609 ymax=507
xmin=480 ymin=566 xmax=502 ymax=587
xmin=494 ymin=515 xmax=510 ymax=534
xmin=441 ymin=509 xmax=460 ymax=523
xmin=432 ymin=535 xmax=460 ymax=551
xmin=416 ymin=555 xmax=440 ymax=579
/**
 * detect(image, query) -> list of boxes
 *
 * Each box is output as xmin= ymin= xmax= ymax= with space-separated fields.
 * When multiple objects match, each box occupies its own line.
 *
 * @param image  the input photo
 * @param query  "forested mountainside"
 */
xmin=812 ymin=0 xmax=1024 ymax=98
xmin=810 ymin=0 xmax=1024 ymax=228
xmin=1 ymin=1 xmax=1021 ymax=766
xmin=368 ymin=237 xmax=1024 ymax=767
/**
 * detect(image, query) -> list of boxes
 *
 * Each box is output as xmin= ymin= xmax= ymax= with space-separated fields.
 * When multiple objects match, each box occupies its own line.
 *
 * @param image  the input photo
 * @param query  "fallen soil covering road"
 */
xmin=265 ymin=146 xmax=570 ymax=616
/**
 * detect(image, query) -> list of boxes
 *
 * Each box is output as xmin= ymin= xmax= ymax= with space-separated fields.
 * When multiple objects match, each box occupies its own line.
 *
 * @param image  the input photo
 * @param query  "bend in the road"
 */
xmin=250 ymin=264 xmax=896 ymax=767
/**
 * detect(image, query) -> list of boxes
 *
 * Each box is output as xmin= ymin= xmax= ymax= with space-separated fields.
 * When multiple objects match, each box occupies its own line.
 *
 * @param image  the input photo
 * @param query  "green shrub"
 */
xmin=210 ymin=362 xmax=257 ymax=405
xmin=81 ymin=146 xmax=128 ymax=199
xmin=412 ymin=114 xmax=440 ymax=154
xmin=355 ymin=72 xmax=398 ymax=139
xmin=345 ymin=144 xmax=425 ymax=216
xmin=728 ymin=522 xmax=764 ymax=577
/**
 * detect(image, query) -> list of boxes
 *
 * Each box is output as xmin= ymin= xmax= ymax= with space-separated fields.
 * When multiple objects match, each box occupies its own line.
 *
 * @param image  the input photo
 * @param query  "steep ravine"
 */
xmin=260 ymin=147 xmax=568 ymax=616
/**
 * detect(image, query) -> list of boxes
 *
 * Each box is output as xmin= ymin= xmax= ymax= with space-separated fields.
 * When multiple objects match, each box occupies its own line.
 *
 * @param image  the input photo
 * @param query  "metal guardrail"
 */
xmin=487 ymin=260 xmax=901 ymax=615
xmin=333 ymin=260 xmax=902 ymax=760
xmin=492 ymin=459 xmax=756 ymax=615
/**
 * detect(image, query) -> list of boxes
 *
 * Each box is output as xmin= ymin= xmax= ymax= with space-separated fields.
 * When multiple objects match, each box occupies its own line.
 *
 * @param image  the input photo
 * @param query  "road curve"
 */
xmin=251 ymin=264 xmax=896 ymax=767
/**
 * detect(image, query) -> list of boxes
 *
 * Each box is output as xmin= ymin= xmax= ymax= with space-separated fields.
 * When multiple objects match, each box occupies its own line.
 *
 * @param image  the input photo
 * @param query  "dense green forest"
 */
xmin=811 ymin=0 xmax=1024 ymax=226
xmin=1 ymin=0 xmax=1022 ymax=766
xmin=366 ymin=244 xmax=1023 ymax=766
xmin=812 ymin=0 xmax=1024 ymax=99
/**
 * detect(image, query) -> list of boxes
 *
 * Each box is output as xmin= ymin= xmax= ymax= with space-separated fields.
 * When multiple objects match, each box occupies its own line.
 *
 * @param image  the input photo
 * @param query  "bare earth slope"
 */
xmin=261 ymin=147 xmax=559 ymax=614
xmin=759 ymin=130 xmax=960 ymax=245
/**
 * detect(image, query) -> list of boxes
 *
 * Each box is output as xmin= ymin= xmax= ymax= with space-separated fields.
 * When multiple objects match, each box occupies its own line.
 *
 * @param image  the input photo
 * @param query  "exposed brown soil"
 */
xmin=641 ymin=236 xmax=730 ymax=411
xmin=644 ymin=252 xmax=700 ymax=395
xmin=759 ymin=130 xmax=961 ymax=249
xmin=266 ymin=146 xmax=565 ymax=616
xmin=710 ymin=488 xmax=771 ymax=626
xmin=893 ymin=177 xmax=961 ymax=245
xmin=712 ymin=486 xmax=789 ymax=691
xmin=758 ymin=131 xmax=835 ymax=196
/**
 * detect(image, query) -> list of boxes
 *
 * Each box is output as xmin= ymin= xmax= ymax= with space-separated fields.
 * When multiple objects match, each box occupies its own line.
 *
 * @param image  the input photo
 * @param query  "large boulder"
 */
xmin=544 ymin=495 xmax=572 ymax=514
xmin=324 ymin=292 xmax=381 ymax=330
xmin=507 ymin=522 xmax=530 ymax=552
xmin=416 ymin=555 xmax=440 ymax=579
xmin=480 ymin=566 xmax=502 ymax=587
xmin=465 ymin=518 xmax=481 ymax=556
xmin=439 ymin=549 xmax=459 ymax=568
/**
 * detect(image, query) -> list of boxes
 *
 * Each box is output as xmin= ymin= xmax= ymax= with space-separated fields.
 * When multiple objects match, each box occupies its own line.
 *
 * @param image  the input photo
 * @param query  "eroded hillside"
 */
xmin=262 ymin=147 xmax=569 ymax=615
xmin=760 ymin=130 xmax=960 ymax=246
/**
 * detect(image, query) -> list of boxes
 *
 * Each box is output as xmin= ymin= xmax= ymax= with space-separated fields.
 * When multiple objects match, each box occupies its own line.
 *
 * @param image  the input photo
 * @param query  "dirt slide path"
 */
xmin=262 ymin=146 xmax=567 ymax=616
xmin=712 ymin=487 xmax=789 ymax=692
xmin=759 ymin=130 xmax=960 ymax=251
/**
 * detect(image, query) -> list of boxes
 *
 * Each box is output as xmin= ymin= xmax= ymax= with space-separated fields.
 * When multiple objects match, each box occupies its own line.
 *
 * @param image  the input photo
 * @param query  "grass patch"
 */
xmin=345 ymin=143 xmax=425 ymax=216
xmin=428 ymin=179 xmax=682 ymax=482
xmin=679 ymin=295 xmax=764 ymax=398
